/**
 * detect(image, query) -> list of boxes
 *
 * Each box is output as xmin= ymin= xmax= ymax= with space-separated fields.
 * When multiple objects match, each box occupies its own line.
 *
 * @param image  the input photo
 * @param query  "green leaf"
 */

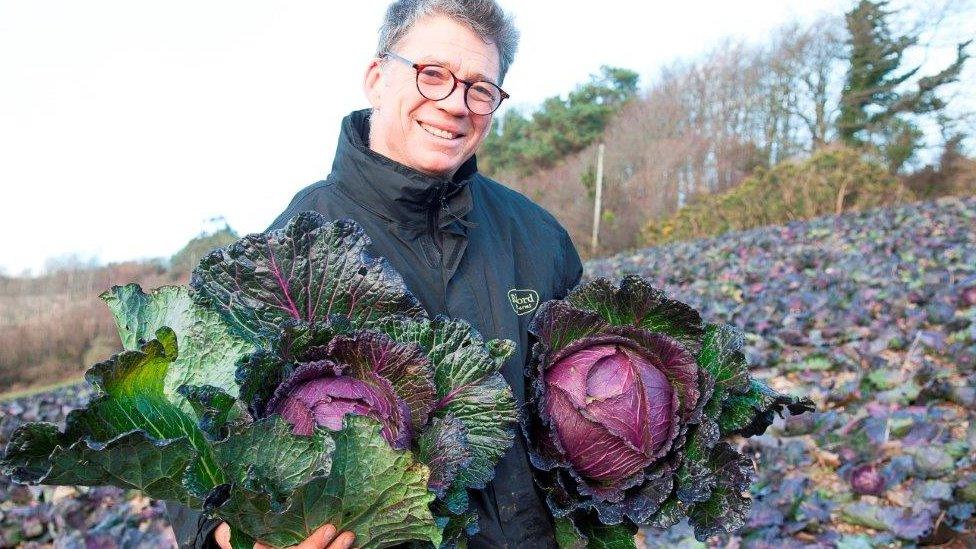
xmin=433 ymin=506 xmax=479 ymax=549
xmin=213 ymin=416 xmax=333 ymax=504
xmin=1 ymin=330 xmax=223 ymax=504
xmin=687 ymin=442 xmax=754 ymax=542
xmin=697 ymin=323 xmax=750 ymax=396
xmin=646 ymin=496 xmax=686 ymax=530
xmin=102 ymin=284 xmax=254 ymax=409
xmin=566 ymin=276 xmax=704 ymax=355
xmin=718 ymin=378 xmax=816 ymax=437
xmin=553 ymin=517 xmax=637 ymax=549
xmin=529 ymin=301 xmax=610 ymax=355
xmin=177 ymin=384 xmax=241 ymax=441
xmin=554 ymin=516 xmax=587 ymax=549
xmin=375 ymin=316 xmax=518 ymax=490
xmin=190 ymin=213 xmax=426 ymax=345
xmin=218 ymin=416 xmax=441 ymax=549
xmin=579 ymin=523 xmax=638 ymax=549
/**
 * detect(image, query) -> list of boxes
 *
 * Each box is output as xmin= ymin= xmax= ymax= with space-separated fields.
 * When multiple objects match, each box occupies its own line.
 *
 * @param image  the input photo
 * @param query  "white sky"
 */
xmin=0 ymin=0 xmax=971 ymax=275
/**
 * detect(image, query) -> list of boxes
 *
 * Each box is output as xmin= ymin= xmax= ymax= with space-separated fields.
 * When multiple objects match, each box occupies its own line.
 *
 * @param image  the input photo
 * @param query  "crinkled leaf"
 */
xmin=566 ymin=276 xmax=704 ymax=355
xmin=687 ymin=442 xmax=754 ymax=541
xmin=190 ymin=213 xmax=426 ymax=345
xmin=674 ymin=415 xmax=720 ymax=505
xmin=177 ymin=384 xmax=240 ymax=441
xmin=718 ymin=378 xmax=816 ymax=437
xmin=375 ymin=315 xmax=517 ymax=490
xmin=554 ymin=516 xmax=587 ymax=549
xmin=416 ymin=415 xmax=472 ymax=498
xmin=217 ymin=416 xmax=441 ymax=549
xmin=530 ymin=300 xmax=610 ymax=355
xmin=591 ymin=464 xmax=675 ymax=525
xmin=1 ymin=423 xmax=198 ymax=505
xmin=697 ymin=323 xmax=750 ymax=396
xmin=102 ymin=284 xmax=254 ymax=409
xmin=236 ymin=349 xmax=293 ymax=419
xmin=433 ymin=506 xmax=480 ymax=549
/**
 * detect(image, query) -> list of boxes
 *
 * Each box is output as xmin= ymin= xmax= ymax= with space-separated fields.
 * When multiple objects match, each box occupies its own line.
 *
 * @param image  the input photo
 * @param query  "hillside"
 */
xmin=1 ymin=196 xmax=974 ymax=547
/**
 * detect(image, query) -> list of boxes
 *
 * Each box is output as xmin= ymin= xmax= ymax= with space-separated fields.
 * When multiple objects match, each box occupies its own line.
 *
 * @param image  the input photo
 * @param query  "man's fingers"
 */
xmin=301 ymin=523 xmax=338 ymax=547
xmin=325 ymin=531 xmax=356 ymax=549
xmin=214 ymin=523 xmax=232 ymax=549
xmin=216 ymin=521 xmax=352 ymax=549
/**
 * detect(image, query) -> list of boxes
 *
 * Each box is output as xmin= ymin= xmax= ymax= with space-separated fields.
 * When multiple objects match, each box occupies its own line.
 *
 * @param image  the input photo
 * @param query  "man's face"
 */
xmin=363 ymin=14 xmax=501 ymax=179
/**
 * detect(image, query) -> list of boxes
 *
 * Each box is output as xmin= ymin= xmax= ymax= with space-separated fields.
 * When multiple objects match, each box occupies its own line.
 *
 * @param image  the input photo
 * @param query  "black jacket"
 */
xmin=166 ymin=108 xmax=583 ymax=548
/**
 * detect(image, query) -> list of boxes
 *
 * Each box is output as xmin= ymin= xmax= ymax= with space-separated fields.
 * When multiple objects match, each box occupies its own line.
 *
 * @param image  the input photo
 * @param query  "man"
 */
xmin=167 ymin=1 xmax=582 ymax=547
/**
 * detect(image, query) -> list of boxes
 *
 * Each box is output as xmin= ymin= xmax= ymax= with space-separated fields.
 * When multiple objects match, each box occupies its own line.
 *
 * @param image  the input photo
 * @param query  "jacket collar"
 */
xmin=330 ymin=109 xmax=475 ymax=231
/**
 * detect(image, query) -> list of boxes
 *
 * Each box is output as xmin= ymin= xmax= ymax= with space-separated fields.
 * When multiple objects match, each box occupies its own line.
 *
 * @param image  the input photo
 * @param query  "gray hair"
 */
xmin=376 ymin=0 xmax=519 ymax=84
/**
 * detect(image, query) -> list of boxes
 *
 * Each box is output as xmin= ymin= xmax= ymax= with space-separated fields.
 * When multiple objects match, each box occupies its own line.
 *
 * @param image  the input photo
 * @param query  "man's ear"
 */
xmin=363 ymin=58 xmax=385 ymax=109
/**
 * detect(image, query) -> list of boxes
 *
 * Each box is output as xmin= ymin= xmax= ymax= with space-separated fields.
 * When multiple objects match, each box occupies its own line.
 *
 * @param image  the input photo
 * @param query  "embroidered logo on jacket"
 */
xmin=507 ymin=289 xmax=539 ymax=316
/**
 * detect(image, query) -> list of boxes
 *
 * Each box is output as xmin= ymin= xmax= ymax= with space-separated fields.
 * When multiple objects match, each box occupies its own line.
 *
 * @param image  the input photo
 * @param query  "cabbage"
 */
xmin=1 ymin=213 xmax=518 ymax=549
xmin=850 ymin=463 xmax=886 ymax=496
xmin=524 ymin=276 xmax=815 ymax=546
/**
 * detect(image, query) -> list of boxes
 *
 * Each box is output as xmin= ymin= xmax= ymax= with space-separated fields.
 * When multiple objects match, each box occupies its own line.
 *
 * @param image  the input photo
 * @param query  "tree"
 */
xmin=479 ymin=65 xmax=639 ymax=177
xmin=838 ymin=0 xmax=970 ymax=171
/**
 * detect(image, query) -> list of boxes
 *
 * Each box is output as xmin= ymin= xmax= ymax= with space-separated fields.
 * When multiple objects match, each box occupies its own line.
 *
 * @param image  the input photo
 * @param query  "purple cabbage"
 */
xmin=850 ymin=463 xmax=886 ymax=496
xmin=525 ymin=275 xmax=814 ymax=545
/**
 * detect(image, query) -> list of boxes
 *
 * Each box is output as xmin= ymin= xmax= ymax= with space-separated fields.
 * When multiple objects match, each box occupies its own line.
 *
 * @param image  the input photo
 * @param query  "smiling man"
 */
xmin=166 ymin=1 xmax=582 ymax=547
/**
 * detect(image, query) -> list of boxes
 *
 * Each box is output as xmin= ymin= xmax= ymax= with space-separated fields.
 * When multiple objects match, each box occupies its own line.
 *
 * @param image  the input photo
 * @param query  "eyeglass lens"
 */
xmin=416 ymin=65 xmax=501 ymax=114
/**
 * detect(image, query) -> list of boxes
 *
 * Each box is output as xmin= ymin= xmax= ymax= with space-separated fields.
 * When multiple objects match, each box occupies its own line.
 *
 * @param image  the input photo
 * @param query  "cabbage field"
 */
xmin=2 ymin=195 xmax=975 ymax=547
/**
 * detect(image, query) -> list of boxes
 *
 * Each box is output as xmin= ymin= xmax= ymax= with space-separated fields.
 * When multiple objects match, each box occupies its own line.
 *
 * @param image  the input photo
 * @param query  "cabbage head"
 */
xmin=524 ymin=276 xmax=814 ymax=546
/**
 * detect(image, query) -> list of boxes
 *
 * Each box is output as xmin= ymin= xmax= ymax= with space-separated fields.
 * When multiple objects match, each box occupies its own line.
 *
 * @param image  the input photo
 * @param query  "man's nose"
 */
xmin=436 ymin=83 xmax=469 ymax=116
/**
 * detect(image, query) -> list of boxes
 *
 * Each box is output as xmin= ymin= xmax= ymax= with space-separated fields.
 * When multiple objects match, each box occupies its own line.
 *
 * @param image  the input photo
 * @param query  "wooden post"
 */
xmin=591 ymin=143 xmax=605 ymax=256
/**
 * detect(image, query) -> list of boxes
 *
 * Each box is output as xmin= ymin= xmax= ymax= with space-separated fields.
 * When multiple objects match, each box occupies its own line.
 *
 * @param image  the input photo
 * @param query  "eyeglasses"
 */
xmin=381 ymin=51 xmax=509 ymax=115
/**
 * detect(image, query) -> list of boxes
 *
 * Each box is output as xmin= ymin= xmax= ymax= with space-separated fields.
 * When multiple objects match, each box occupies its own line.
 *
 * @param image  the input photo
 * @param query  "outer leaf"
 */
xmin=190 ymin=213 xmax=426 ymax=344
xmin=718 ymin=378 xmax=816 ymax=437
xmin=697 ymin=323 xmax=750 ymax=396
xmin=554 ymin=516 xmax=587 ymax=549
xmin=1 ymin=423 xmax=197 ymax=504
xmin=375 ymin=315 xmax=518 ymax=490
xmin=432 ymin=505 xmax=479 ymax=549
xmin=212 ymin=416 xmax=333 ymax=505
xmin=579 ymin=522 xmax=638 ymax=549
xmin=102 ymin=284 xmax=254 ymax=407
xmin=645 ymin=496 xmax=686 ymax=530
xmin=686 ymin=442 xmax=754 ymax=541
xmin=0 ymin=330 xmax=223 ymax=504
xmin=553 ymin=517 xmax=637 ymax=549
xmin=566 ymin=276 xmax=704 ymax=355
xmin=236 ymin=349 xmax=293 ymax=419
xmin=530 ymin=301 xmax=610 ymax=355
xmin=217 ymin=416 xmax=441 ymax=549
xmin=673 ymin=416 xmax=720 ymax=505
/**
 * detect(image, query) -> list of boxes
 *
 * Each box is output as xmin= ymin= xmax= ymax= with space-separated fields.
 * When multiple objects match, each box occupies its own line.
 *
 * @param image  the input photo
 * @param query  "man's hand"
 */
xmin=214 ymin=522 xmax=356 ymax=549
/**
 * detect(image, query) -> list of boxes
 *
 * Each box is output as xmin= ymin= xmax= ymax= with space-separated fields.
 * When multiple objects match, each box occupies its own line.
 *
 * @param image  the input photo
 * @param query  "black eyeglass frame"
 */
xmin=381 ymin=51 xmax=510 ymax=115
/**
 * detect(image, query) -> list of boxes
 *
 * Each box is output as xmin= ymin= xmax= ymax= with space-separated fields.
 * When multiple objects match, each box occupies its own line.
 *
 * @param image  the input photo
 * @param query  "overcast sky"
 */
xmin=1 ymin=0 xmax=971 ymax=275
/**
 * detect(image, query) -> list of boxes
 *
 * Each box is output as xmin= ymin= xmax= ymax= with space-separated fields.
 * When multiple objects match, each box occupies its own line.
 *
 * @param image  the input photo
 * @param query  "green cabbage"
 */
xmin=1 ymin=213 xmax=518 ymax=549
